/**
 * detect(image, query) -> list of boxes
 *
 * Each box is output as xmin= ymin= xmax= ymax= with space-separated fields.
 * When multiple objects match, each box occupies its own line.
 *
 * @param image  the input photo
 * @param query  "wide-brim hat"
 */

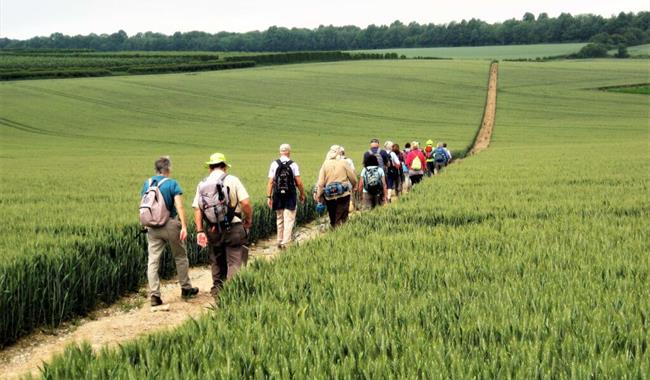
xmin=204 ymin=152 xmax=231 ymax=168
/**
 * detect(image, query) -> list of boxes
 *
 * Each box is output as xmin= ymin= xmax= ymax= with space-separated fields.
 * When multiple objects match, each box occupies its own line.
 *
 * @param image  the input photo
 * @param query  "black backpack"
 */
xmin=274 ymin=160 xmax=295 ymax=196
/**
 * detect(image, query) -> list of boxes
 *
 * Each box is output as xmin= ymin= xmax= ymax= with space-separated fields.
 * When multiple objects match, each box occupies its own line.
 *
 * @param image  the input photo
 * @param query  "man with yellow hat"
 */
xmin=192 ymin=153 xmax=253 ymax=296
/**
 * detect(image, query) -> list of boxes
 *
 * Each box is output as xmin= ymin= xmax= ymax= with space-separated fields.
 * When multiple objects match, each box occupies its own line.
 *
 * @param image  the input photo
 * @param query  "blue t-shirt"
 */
xmin=140 ymin=175 xmax=183 ymax=218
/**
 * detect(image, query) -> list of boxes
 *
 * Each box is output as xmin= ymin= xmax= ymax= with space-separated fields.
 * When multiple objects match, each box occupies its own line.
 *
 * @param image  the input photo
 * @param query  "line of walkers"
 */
xmin=138 ymin=140 xmax=450 ymax=306
xmin=314 ymin=138 xmax=451 ymax=227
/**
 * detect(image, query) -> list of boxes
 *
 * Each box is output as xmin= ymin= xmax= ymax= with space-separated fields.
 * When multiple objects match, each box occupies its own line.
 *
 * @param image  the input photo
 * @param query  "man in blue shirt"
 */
xmin=140 ymin=156 xmax=198 ymax=306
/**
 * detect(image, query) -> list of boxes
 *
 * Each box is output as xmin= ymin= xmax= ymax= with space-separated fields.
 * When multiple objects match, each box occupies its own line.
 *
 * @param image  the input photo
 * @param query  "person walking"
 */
xmin=384 ymin=140 xmax=401 ymax=202
xmin=315 ymin=145 xmax=358 ymax=228
xmin=433 ymin=142 xmax=450 ymax=175
xmin=424 ymin=140 xmax=435 ymax=177
xmin=443 ymin=142 xmax=452 ymax=162
xmin=405 ymin=141 xmax=427 ymax=185
xmin=358 ymin=154 xmax=388 ymax=210
xmin=193 ymin=153 xmax=253 ymax=297
xmin=139 ymin=156 xmax=198 ymax=306
xmin=266 ymin=144 xmax=306 ymax=249
xmin=363 ymin=138 xmax=390 ymax=172
xmin=392 ymin=143 xmax=406 ymax=196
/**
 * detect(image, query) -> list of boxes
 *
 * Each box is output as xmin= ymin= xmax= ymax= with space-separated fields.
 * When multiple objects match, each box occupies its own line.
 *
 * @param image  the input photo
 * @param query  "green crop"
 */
xmin=34 ymin=59 xmax=649 ymax=378
xmin=0 ymin=59 xmax=489 ymax=346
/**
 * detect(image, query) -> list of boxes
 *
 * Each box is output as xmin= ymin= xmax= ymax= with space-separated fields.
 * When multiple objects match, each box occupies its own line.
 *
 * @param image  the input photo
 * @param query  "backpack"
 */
xmin=198 ymin=173 xmax=236 ymax=230
xmin=274 ymin=159 xmax=295 ymax=196
xmin=367 ymin=149 xmax=385 ymax=170
xmin=411 ymin=155 xmax=422 ymax=171
xmin=139 ymin=178 xmax=171 ymax=227
xmin=363 ymin=167 xmax=383 ymax=194
xmin=433 ymin=147 xmax=448 ymax=163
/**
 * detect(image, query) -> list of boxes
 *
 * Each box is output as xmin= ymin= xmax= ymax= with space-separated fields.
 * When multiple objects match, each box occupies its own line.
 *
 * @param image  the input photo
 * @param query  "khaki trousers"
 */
xmin=276 ymin=209 xmax=297 ymax=246
xmin=146 ymin=218 xmax=192 ymax=298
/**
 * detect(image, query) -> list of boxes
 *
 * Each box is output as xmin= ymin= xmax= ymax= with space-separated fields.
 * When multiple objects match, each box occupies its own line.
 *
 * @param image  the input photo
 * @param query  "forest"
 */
xmin=1 ymin=12 xmax=648 ymax=52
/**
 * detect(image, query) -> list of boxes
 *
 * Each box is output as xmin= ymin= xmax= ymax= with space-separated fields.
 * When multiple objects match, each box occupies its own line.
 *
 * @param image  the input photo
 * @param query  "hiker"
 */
xmin=139 ymin=156 xmax=198 ymax=307
xmin=392 ymin=143 xmax=407 ymax=195
xmin=358 ymin=154 xmax=388 ymax=210
xmin=384 ymin=140 xmax=401 ymax=201
xmin=405 ymin=141 xmax=427 ymax=185
xmin=363 ymin=138 xmax=390 ymax=172
xmin=315 ymin=145 xmax=358 ymax=228
xmin=403 ymin=142 xmax=411 ymax=155
xmin=433 ymin=142 xmax=450 ymax=175
xmin=443 ymin=142 xmax=452 ymax=162
xmin=193 ymin=153 xmax=253 ymax=297
xmin=266 ymin=144 xmax=306 ymax=249
xmin=424 ymin=140 xmax=435 ymax=177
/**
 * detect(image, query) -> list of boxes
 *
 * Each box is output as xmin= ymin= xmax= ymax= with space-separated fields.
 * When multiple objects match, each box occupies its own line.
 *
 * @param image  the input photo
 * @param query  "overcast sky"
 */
xmin=1 ymin=0 xmax=648 ymax=40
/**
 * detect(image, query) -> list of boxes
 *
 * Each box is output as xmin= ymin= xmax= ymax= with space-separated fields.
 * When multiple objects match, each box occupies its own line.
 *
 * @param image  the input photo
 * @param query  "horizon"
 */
xmin=1 ymin=0 xmax=648 ymax=40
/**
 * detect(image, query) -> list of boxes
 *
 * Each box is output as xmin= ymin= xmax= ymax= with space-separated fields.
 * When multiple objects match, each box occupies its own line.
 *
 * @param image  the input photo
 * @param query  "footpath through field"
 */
xmin=0 ymin=62 xmax=499 ymax=380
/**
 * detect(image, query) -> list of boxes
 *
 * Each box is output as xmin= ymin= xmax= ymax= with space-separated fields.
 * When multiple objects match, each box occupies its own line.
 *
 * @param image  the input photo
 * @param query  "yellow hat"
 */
xmin=426 ymin=139 xmax=434 ymax=146
xmin=204 ymin=152 xmax=231 ymax=168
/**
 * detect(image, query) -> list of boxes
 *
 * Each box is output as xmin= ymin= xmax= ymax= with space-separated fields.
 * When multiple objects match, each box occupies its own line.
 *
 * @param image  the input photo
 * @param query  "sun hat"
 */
xmin=204 ymin=152 xmax=231 ymax=168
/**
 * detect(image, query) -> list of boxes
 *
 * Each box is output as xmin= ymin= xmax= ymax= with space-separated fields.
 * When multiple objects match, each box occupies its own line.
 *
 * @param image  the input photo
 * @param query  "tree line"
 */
xmin=1 ymin=12 xmax=648 ymax=52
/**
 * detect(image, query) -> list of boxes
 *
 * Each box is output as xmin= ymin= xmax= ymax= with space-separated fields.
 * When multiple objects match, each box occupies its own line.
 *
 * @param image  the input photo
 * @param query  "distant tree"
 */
xmin=576 ymin=43 xmax=609 ymax=58
xmin=615 ymin=45 xmax=630 ymax=58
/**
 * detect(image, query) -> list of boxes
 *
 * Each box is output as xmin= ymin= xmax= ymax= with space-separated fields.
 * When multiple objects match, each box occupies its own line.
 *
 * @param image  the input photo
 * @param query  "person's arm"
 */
xmin=357 ymin=173 xmax=364 ymax=193
xmin=382 ymin=176 xmax=388 ymax=202
xmin=240 ymin=198 xmax=253 ymax=229
xmin=346 ymin=164 xmax=358 ymax=188
xmin=295 ymin=176 xmax=306 ymax=203
xmin=266 ymin=178 xmax=274 ymax=209
xmin=174 ymin=195 xmax=188 ymax=241
xmin=194 ymin=208 xmax=207 ymax=248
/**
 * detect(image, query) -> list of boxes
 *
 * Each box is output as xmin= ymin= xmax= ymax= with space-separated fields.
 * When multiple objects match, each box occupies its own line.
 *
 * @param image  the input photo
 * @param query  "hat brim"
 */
xmin=204 ymin=161 xmax=231 ymax=168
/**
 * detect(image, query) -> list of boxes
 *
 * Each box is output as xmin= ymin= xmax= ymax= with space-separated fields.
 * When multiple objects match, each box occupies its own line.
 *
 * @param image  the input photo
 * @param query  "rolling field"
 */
xmin=36 ymin=60 xmax=649 ymax=378
xmin=349 ymin=43 xmax=587 ymax=59
xmin=0 ymin=60 xmax=490 ymax=345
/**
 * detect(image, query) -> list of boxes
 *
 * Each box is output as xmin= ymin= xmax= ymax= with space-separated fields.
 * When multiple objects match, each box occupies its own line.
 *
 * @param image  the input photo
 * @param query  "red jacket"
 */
xmin=405 ymin=149 xmax=427 ymax=171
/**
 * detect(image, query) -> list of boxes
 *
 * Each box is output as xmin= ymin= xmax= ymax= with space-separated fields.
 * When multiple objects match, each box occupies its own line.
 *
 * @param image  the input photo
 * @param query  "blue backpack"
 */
xmin=433 ymin=147 xmax=448 ymax=164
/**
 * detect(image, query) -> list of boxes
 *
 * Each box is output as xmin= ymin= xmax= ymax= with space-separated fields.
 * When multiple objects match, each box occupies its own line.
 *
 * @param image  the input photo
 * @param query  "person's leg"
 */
xmin=224 ymin=224 xmax=246 ymax=280
xmin=335 ymin=195 xmax=350 ymax=226
xmin=283 ymin=208 xmax=297 ymax=245
xmin=426 ymin=162 xmax=434 ymax=177
xmin=326 ymin=199 xmax=337 ymax=227
xmin=165 ymin=219 xmax=192 ymax=290
xmin=207 ymin=243 xmax=227 ymax=296
xmin=361 ymin=192 xmax=372 ymax=211
xmin=146 ymin=228 xmax=166 ymax=298
xmin=275 ymin=209 xmax=284 ymax=246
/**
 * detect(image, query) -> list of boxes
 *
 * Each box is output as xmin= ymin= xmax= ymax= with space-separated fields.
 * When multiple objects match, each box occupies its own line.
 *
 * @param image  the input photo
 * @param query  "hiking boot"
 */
xmin=150 ymin=295 xmax=163 ymax=307
xmin=181 ymin=287 xmax=199 ymax=299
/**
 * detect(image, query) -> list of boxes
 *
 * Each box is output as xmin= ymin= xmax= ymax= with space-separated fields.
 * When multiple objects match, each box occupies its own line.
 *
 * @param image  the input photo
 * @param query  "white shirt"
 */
xmin=268 ymin=155 xmax=300 ymax=179
xmin=444 ymin=148 xmax=452 ymax=160
xmin=192 ymin=169 xmax=250 ymax=223
xmin=388 ymin=151 xmax=400 ymax=166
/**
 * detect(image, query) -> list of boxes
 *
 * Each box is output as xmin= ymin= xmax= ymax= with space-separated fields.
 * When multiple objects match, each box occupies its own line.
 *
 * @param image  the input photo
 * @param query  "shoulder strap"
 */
xmin=157 ymin=178 xmax=170 ymax=187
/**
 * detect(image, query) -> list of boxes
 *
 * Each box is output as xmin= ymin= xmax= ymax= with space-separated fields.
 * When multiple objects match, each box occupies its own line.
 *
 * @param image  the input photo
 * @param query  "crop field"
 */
xmin=33 ymin=59 xmax=649 ymax=378
xmin=349 ymin=42 xmax=587 ymax=59
xmin=0 ymin=59 xmax=490 ymax=345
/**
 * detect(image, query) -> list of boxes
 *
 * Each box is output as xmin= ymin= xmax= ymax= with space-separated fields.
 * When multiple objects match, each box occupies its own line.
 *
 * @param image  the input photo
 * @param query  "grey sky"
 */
xmin=1 ymin=0 xmax=647 ymax=40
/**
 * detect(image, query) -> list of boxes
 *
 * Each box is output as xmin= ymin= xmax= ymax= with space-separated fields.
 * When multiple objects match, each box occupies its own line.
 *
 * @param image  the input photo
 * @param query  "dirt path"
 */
xmin=0 ymin=219 xmax=328 ymax=380
xmin=469 ymin=62 xmax=498 ymax=155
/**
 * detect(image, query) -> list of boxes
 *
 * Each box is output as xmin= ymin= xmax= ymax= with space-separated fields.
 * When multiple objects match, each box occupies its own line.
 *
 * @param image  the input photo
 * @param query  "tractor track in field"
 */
xmin=0 ymin=62 xmax=499 ymax=380
xmin=469 ymin=62 xmax=498 ymax=155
